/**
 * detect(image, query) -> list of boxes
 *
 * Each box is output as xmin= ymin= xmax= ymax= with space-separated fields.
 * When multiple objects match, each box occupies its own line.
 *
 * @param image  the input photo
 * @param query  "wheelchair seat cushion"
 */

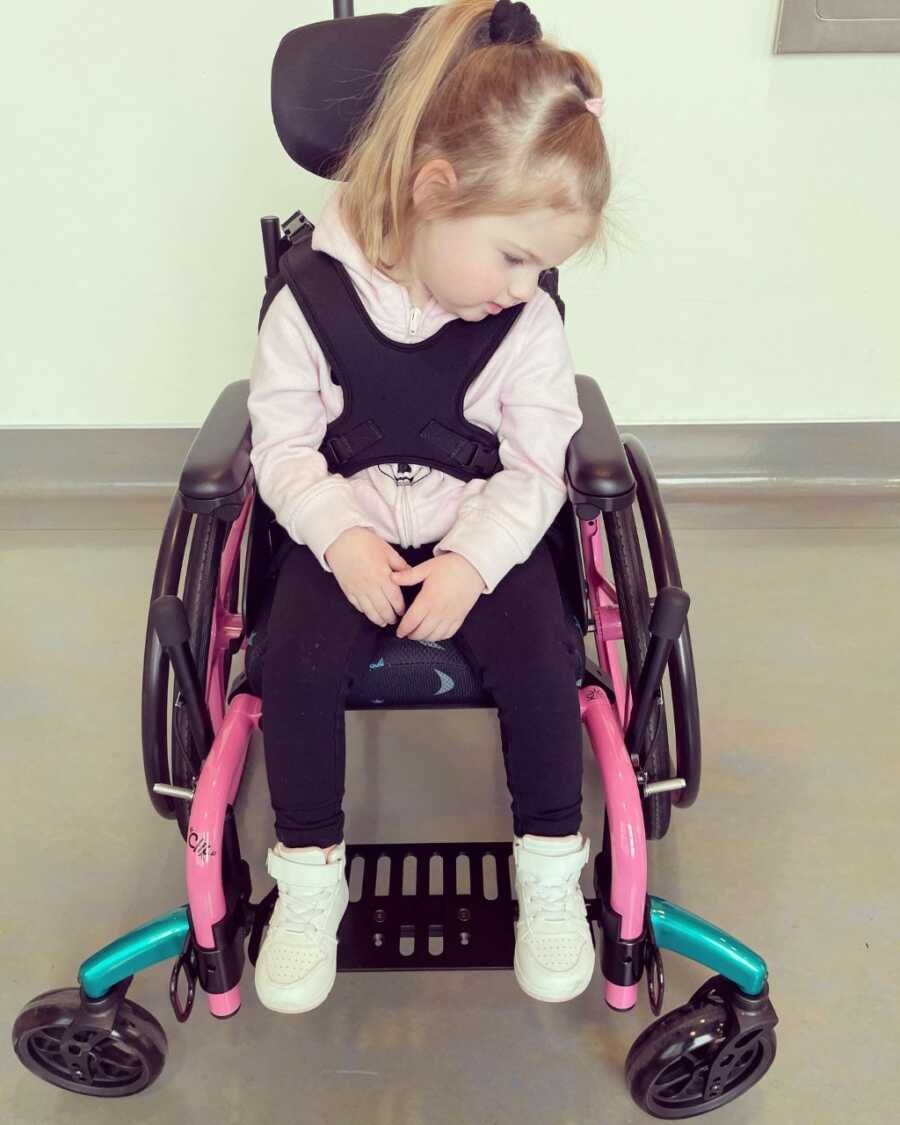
xmin=243 ymin=574 xmax=586 ymax=709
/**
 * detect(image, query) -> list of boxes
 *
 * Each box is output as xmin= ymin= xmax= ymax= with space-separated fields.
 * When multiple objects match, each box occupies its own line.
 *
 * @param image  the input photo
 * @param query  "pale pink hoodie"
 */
xmin=247 ymin=183 xmax=583 ymax=594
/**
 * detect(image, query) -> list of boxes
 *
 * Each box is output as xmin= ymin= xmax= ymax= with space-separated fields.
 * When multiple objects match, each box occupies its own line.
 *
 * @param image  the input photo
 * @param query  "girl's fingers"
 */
xmin=386 ymin=549 xmax=409 ymax=571
xmin=371 ymin=588 xmax=399 ymax=625
xmin=383 ymin=581 xmax=406 ymax=618
xmin=408 ymin=613 xmax=442 ymax=642
xmin=359 ymin=595 xmax=388 ymax=628
xmin=397 ymin=599 xmax=428 ymax=638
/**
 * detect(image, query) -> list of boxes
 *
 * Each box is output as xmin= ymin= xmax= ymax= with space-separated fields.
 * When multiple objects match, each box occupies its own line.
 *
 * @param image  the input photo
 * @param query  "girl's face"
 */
xmin=414 ymin=207 xmax=594 ymax=319
xmin=383 ymin=160 xmax=595 ymax=318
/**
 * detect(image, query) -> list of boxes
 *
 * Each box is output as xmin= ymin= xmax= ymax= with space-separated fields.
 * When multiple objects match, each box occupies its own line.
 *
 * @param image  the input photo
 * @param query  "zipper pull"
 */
xmin=408 ymin=307 xmax=422 ymax=336
xmin=396 ymin=462 xmax=414 ymax=485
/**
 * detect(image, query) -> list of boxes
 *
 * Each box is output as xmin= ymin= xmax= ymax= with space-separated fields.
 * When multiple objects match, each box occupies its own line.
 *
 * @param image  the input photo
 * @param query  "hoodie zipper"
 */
xmin=395 ymin=463 xmax=415 ymax=546
xmin=397 ymin=301 xmax=427 ymax=539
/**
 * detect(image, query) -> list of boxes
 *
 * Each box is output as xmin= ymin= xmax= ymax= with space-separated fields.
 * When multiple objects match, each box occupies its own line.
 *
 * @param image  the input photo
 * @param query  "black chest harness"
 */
xmin=261 ymin=223 xmax=528 ymax=482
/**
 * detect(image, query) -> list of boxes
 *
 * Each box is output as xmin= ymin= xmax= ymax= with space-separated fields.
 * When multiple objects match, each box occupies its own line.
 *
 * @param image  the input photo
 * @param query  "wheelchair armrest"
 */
xmin=179 ymin=380 xmax=254 ymax=519
xmin=566 ymin=375 xmax=636 ymax=519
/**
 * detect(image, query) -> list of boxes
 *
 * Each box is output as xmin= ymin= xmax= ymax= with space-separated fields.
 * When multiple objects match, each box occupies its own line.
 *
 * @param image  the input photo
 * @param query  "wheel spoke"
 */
xmin=654 ymin=1072 xmax=692 ymax=1096
xmin=652 ymin=1057 xmax=710 ymax=1107
xmin=93 ymin=1051 xmax=143 ymax=1082
xmin=682 ymin=1063 xmax=710 ymax=1099
xmin=652 ymin=1060 xmax=694 ymax=1097
xmin=32 ymin=1032 xmax=62 ymax=1053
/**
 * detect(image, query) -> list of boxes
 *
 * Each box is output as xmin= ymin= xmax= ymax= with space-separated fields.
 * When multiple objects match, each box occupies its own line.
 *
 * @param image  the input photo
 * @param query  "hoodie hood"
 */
xmin=310 ymin=182 xmax=458 ymax=343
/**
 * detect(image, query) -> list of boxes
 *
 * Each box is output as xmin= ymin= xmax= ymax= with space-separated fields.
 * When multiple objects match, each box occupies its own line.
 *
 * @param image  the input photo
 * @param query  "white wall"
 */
xmin=2 ymin=1 xmax=898 ymax=426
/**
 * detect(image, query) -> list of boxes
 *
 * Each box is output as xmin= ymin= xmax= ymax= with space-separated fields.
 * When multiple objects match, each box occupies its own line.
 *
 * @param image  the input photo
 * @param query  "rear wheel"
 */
xmin=623 ymin=435 xmax=702 ymax=809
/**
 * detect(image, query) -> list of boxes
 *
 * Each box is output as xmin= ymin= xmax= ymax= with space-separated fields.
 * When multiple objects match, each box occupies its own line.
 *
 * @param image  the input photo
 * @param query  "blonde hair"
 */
xmin=332 ymin=0 xmax=611 ymax=276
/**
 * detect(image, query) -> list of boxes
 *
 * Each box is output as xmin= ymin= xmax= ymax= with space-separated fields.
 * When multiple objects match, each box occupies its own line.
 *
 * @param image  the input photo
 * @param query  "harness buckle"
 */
xmin=282 ymin=209 xmax=314 ymax=244
xmin=462 ymin=442 xmax=498 ymax=473
xmin=325 ymin=435 xmax=354 ymax=466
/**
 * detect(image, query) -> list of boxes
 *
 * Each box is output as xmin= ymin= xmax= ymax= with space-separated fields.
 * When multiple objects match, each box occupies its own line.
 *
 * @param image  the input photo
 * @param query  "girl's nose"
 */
xmin=508 ymin=274 xmax=539 ymax=304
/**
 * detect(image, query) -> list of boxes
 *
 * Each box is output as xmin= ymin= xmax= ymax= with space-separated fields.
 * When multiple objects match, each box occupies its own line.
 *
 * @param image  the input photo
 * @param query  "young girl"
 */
xmin=248 ymin=0 xmax=611 ymax=1014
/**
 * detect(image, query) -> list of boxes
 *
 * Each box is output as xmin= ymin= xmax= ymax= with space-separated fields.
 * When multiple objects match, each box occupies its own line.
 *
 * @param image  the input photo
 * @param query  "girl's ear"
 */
xmin=412 ymin=159 xmax=458 ymax=212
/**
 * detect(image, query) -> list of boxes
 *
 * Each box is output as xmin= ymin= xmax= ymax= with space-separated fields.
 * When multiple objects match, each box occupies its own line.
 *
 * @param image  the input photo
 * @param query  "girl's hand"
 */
xmin=392 ymin=554 xmax=486 ymax=641
xmin=325 ymin=527 xmax=410 ymax=627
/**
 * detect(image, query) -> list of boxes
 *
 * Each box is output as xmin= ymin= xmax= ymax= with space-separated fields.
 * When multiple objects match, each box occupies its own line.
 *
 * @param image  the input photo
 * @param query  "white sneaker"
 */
xmin=254 ymin=840 xmax=350 ymax=1014
xmin=512 ymin=833 xmax=595 ymax=1003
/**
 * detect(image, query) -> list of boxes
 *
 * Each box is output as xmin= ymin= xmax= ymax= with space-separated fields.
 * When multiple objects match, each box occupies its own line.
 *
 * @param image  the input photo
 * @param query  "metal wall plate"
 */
xmin=775 ymin=0 xmax=900 ymax=53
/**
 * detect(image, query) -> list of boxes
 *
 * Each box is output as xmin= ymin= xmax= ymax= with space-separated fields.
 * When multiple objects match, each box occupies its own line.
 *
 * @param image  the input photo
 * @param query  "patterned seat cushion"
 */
xmin=243 ymin=582 xmax=585 ymax=709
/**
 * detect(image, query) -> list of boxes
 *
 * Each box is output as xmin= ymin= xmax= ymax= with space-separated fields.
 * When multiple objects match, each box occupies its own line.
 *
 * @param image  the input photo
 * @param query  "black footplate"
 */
xmin=337 ymin=842 xmax=524 ymax=971
xmin=248 ymin=840 xmax=601 ymax=974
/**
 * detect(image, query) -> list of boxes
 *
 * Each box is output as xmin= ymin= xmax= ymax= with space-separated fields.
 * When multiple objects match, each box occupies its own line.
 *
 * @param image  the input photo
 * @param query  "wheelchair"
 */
xmin=12 ymin=3 xmax=778 ymax=1117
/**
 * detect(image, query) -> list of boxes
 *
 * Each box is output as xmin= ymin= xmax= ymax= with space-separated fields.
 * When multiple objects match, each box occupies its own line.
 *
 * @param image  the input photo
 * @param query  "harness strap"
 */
xmin=419 ymin=420 xmax=502 ymax=475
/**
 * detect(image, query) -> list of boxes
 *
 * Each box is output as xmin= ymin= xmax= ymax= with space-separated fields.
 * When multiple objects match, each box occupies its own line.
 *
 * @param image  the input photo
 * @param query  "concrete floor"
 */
xmin=2 ymin=492 xmax=898 ymax=1124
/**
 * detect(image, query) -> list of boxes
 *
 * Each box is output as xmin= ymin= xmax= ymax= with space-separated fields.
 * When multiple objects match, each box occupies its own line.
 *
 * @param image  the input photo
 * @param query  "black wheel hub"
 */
xmin=24 ymin=1024 xmax=148 ymax=1091
xmin=647 ymin=1026 xmax=768 ymax=1113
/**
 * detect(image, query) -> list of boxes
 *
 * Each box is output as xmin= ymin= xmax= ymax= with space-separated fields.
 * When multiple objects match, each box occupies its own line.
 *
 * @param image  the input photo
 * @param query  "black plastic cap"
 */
xmin=649 ymin=586 xmax=691 ymax=640
xmin=151 ymin=595 xmax=190 ymax=647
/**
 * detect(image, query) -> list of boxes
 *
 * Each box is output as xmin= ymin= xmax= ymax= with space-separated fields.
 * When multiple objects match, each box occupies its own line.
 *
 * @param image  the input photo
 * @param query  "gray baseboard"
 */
xmin=2 ymin=422 xmax=898 ymax=530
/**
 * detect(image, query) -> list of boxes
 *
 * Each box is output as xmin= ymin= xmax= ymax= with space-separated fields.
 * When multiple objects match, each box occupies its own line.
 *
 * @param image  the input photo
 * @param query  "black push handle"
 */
xmin=625 ymin=586 xmax=690 ymax=763
xmin=650 ymin=586 xmax=690 ymax=641
xmin=260 ymin=216 xmax=281 ymax=285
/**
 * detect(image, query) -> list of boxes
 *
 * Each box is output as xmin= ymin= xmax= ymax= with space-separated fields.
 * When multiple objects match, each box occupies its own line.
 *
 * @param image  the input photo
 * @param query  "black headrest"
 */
xmin=272 ymin=7 xmax=433 ymax=178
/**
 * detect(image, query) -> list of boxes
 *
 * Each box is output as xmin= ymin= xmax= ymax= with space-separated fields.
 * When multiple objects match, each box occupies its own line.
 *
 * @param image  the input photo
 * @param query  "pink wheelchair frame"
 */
xmin=188 ymin=487 xmax=690 ymax=1017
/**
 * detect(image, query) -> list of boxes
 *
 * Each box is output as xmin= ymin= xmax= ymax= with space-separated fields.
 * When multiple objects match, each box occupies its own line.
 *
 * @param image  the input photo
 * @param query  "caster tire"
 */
xmin=625 ymin=997 xmax=776 ymax=1118
xmin=12 ymin=987 xmax=166 ymax=1097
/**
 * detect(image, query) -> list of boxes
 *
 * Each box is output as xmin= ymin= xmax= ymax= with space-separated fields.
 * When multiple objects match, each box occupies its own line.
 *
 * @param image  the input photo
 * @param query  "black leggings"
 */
xmin=261 ymin=537 xmax=584 ymax=848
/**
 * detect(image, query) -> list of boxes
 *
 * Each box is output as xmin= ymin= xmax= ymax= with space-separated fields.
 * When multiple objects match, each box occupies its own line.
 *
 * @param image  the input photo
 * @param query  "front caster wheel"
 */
xmin=12 ymin=986 xmax=167 ymax=1097
xmin=625 ymin=976 xmax=777 ymax=1118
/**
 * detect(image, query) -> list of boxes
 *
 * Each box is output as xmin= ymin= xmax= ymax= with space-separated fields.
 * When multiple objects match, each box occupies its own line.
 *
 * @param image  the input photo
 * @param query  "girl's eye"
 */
xmin=503 ymin=253 xmax=525 ymax=267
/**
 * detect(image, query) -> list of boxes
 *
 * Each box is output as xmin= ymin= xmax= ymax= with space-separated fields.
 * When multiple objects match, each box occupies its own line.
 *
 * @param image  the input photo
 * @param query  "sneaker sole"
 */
xmin=255 ymin=975 xmax=336 ymax=1015
xmin=513 ymin=953 xmax=594 ymax=1003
